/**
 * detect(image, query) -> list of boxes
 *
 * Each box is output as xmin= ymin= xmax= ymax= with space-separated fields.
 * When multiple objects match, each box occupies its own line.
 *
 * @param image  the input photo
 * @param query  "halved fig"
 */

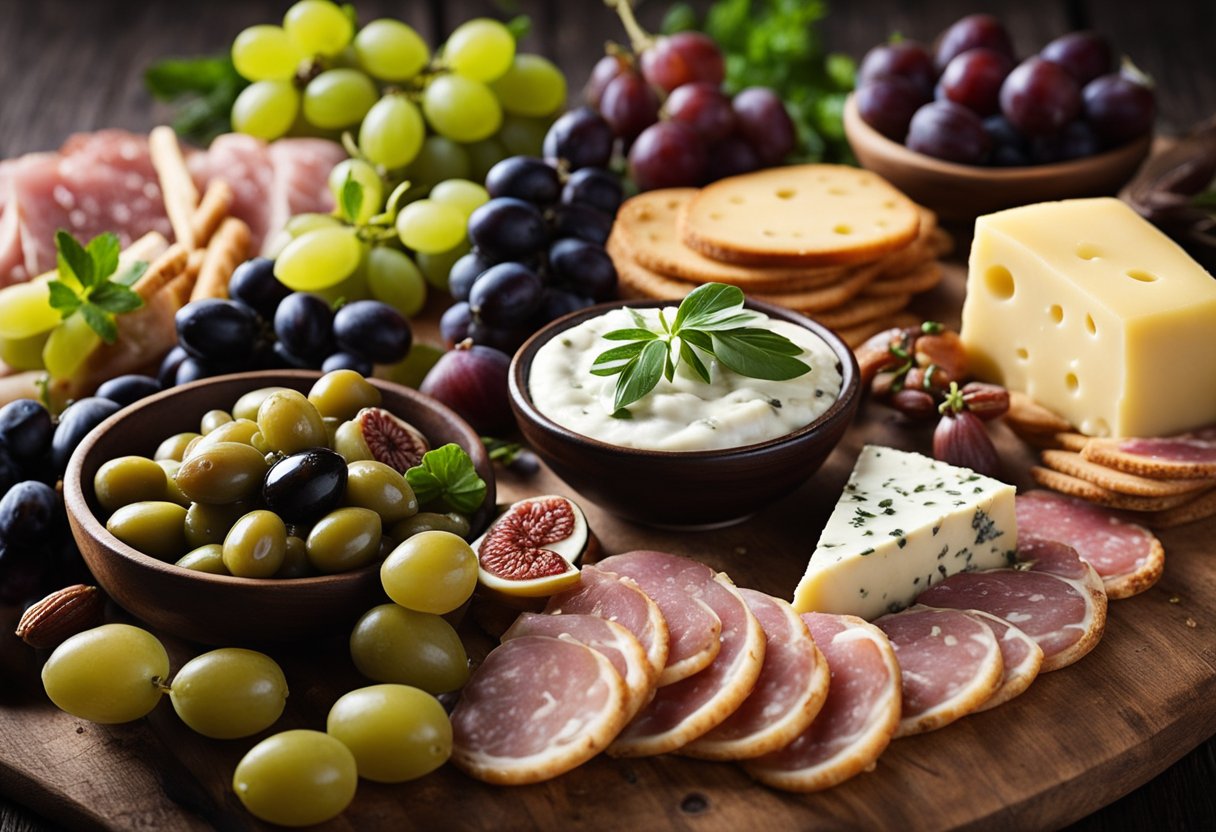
xmin=472 ymin=495 xmax=592 ymax=597
xmin=339 ymin=407 xmax=430 ymax=473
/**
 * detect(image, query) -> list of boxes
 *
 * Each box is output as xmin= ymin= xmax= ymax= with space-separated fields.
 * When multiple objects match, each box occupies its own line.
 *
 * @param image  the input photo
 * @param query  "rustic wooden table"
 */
xmin=1 ymin=1 xmax=1214 ymax=830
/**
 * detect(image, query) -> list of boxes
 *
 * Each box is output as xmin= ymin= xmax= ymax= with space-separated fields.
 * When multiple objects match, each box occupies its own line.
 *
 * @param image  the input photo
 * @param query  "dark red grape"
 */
xmin=548 ymin=238 xmax=617 ymax=301
xmin=228 ymin=257 xmax=289 ymax=319
xmin=485 ymin=156 xmax=560 ymax=204
xmin=732 ymin=87 xmax=797 ymax=166
xmin=321 ymin=352 xmax=373 ymax=376
xmin=999 ymin=57 xmax=1081 ymax=136
xmin=1040 ymin=31 xmax=1112 ymax=86
xmin=664 ymin=81 xmax=737 ymax=143
xmin=935 ymin=14 xmax=1014 ymax=73
xmin=906 ymin=101 xmax=991 ymax=164
xmin=175 ymin=299 xmax=257 ymax=362
xmin=628 ymin=121 xmax=708 ymax=191
xmin=95 ymin=375 xmax=161 ymax=408
xmin=468 ymin=262 xmax=544 ymax=327
xmin=274 ymin=293 xmax=334 ymax=361
xmin=586 ymin=53 xmax=630 ymax=108
xmin=543 ymin=107 xmax=614 ymax=170
xmin=600 ymin=71 xmax=660 ymax=144
xmin=1082 ymin=73 xmax=1156 ymax=145
xmin=937 ymin=48 xmax=1012 ymax=116
xmin=561 ymin=167 xmax=624 ymax=216
xmin=468 ymin=197 xmax=548 ymax=262
xmin=333 ymin=300 xmax=412 ymax=364
xmin=439 ymin=301 xmax=473 ymax=347
xmin=0 ymin=399 xmax=52 ymax=463
xmin=707 ymin=135 xmax=760 ymax=181
xmin=856 ymin=76 xmax=929 ymax=140
xmin=640 ymin=32 xmax=724 ymax=93
xmin=551 ymin=203 xmax=613 ymax=247
xmin=448 ymin=252 xmax=490 ymax=302
xmin=419 ymin=342 xmax=513 ymax=433
xmin=858 ymin=41 xmax=936 ymax=96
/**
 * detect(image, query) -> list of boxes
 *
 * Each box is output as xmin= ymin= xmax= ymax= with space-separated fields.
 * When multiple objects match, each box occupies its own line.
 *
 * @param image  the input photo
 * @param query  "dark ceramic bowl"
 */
xmin=63 ymin=370 xmax=495 ymax=646
xmin=509 ymin=299 xmax=860 ymax=528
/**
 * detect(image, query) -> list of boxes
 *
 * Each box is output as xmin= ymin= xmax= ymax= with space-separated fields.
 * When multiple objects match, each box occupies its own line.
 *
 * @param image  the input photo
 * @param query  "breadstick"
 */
xmin=190 ymin=179 xmax=234 ymax=248
xmin=134 ymin=243 xmax=190 ymax=301
xmin=149 ymin=126 xmax=199 ymax=250
xmin=192 ymin=217 xmax=251 ymax=301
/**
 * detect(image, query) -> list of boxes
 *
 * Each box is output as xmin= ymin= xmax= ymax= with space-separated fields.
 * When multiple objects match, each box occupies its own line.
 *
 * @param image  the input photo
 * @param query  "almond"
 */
xmin=15 ymin=585 xmax=105 ymax=649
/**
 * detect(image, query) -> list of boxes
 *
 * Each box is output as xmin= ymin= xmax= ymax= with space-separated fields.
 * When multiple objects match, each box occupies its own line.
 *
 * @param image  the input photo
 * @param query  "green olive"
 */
xmin=307 ymin=507 xmax=382 ymax=574
xmin=106 ymin=501 xmax=189 ymax=560
xmin=391 ymin=512 xmax=470 ymax=541
xmin=175 ymin=442 xmax=268 ymax=504
xmin=184 ymin=501 xmax=248 ymax=548
xmin=156 ymin=459 xmax=192 ymax=506
xmin=257 ymin=390 xmax=327 ymax=455
xmin=222 ymin=510 xmax=287 ymax=578
xmin=308 ymin=370 xmax=381 ymax=421
xmin=155 ymin=432 xmax=200 ymax=462
xmin=200 ymin=409 xmax=234 ymax=434
xmin=322 ymin=417 xmax=341 ymax=447
xmin=344 ymin=460 xmax=418 ymax=523
xmin=276 ymin=536 xmax=312 ymax=579
xmin=349 ymin=604 xmax=470 ymax=693
xmin=333 ymin=420 xmax=372 ymax=463
xmin=233 ymin=386 xmax=291 ymax=422
xmin=187 ymin=419 xmax=260 ymax=458
xmin=176 ymin=544 xmax=229 ymax=575
xmin=94 ymin=456 xmax=166 ymax=512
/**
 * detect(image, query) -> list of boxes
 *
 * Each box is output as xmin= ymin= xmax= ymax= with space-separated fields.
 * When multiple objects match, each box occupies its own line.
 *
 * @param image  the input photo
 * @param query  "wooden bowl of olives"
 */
xmin=63 ymin=370 xmax=495 ymax=646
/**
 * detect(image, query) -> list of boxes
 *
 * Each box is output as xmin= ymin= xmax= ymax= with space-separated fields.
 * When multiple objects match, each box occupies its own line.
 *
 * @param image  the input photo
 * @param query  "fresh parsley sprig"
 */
xmin=590 ymin=283 xmax=812 ymax=414
xmin=48 ymin=231 xmax=147 ymax=344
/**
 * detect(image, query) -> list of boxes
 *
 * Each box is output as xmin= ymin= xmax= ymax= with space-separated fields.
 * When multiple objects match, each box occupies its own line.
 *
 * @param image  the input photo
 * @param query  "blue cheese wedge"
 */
xmin=792 ymin=445 xmax=1017 ymax=620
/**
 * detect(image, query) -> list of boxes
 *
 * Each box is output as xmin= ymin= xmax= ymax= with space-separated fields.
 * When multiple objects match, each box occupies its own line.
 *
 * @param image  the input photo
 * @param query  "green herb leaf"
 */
xmin=505 ymin=14 xmax=532 ymax=41
xmin=404 ymin=443 xmax=487 ymax=515
xmin=711 ymin=330 xmax=811 ymax=380
xmin=679 ymin=339 xmax=712 ymax=383
xmin=144 ymin=56 xmax=246 ymax=145
xmin=79 ymin=303 xmax=118 ymax=344
xmin=601 ymin=327 xmax=658 ymax=341
xmin=673 ymin=282 xmax=744 ymax=330
xmin=56 ymin=230 xmax=93 ymax=288
xmin=340 ymin=174 xmax=364 ymax=224
xmin=47 ymin=230 xmax=147 ymax=351
xmin=89 ymin=282 xmax=144 ymax=315
xmin=614 ymin=339 xmax=668 ymax=411
xmin=113 ymin=262 xmax=149 ymax=288
xmin=590 ymin=341 xmax=647 ymax=376
xmin=86 ymin=233 xmax=120 ymax=284
xmin=46 ymin=282 xmax=82 ymax=318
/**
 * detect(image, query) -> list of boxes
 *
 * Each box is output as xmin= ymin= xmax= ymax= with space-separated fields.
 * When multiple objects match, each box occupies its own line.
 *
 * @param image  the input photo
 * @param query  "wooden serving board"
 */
xmin=1 ymin=267 xmax=1214 ymax=831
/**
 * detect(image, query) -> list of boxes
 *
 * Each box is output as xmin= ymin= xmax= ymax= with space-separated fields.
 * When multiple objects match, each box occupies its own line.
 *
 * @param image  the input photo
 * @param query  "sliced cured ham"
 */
xmin=450 ymin=635 xmax=628 ymax=785
xmin=968 ymin=609 xmax=1043 ymax=712
xmin=189 ymin=133 xmax=274 ymax=251
xmin=603 ymin=551 xmax=765 ymax=757
xmin=916 ymin=539 xmax=1107 ymax=672
xmin=1016 ymin=490 xmax=1165 ymax=598
xmin=502 ymin=613 xmax=654 ymax=718
xmin=594 ymin=552 xmax=722 ymax=686
xmin=745 ymin=613 xmax=901 ymax=793
xmin=545 ymin=565 xmax=669 ymax=681
xmin=1082 ymin=433 xmax=1216 ymax=479
xmin=875 ymin=606 xmax=1003 ymax=737
xmin=683 ymin=589 xmax=829 ymax=760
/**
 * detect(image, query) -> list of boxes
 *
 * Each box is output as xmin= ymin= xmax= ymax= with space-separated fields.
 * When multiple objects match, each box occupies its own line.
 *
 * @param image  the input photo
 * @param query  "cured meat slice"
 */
xmin=603 ymin=551 xmax=765 ymax=757
xmin=190 ymin=133 xmax=273 ymax=251
xmin=875 ymin=606 xmax=1002 ymax=737
xmin=967 ymin=609 xmax=1043 ymax=712
xmin=1082 ymin=434 xmax=1216 ymax=478
xmin=450 ymin=635 xmax=627 ymax=785
xmin=502 ymin=612 xmax=654 ymax=718
xmin=595 ymin=552 xmax=722 ymax=686
xmin=1016 ymin=490 xmax=1165 ymax=598
xmin=545 ymin=565 xmax=669 ymax=680
xmin=266 ymin=138 xmax=344 ymax=247
xmin=682 ymin=589 xmax=829 ymax=761
xmin=915 ymin=540 xmax=1107 ymax=672
xmin=745 ymin=613 xmax=901 ymax=793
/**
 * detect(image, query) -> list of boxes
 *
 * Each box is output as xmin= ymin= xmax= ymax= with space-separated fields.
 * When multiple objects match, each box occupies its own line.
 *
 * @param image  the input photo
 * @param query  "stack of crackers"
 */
xmin=1005 ymin=392 xmax=1216 ymax=528
xmin=607 ymin=165 xmax=951 ymax=348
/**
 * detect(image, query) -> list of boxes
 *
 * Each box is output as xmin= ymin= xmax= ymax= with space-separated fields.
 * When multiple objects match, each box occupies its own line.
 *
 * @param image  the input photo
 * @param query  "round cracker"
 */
xmin=813 ymin=292 xmax=912 ymax=330
xmin=863 ymin=261 xmax=943 ymax=297
xmin=1029 ymin=466 xmax=1211 ymax=512
xmin=1039 ymin=449 xmax=1212 ymax=497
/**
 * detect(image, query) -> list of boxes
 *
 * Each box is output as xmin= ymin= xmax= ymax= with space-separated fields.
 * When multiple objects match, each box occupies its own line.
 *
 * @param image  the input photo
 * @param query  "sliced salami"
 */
xmin=1082 ymin=435 xmax=1216 ymax=479
xmin=967 ymin=609 xmax=1043 ymax=712
xmin=450 ymin=635 xmax=628 ymax=785
xmin=595 ymin=552 xmax=723 ymax=686
xmin=876 ymin=606 xmax=1003 ymax=738
xmin=1016 ymin=490 xmax=1165 ymax=599
xmin=604 ymin=552 xmax=765 ymax=757
xmin=502 ymin=613 xmax=653 ymax=718
xmin=682 ymin=589 xmax=829 ymax=761
xmin=744 ymin=613 xmax=901 ymax=793
xmin=545 ymin=565 xmax=670 ymax=680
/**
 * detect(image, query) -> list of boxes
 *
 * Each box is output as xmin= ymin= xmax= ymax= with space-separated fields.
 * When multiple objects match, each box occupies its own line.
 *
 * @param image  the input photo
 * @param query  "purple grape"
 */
xmin=665 ymin=82 xmax=737 ymax=143
xmin=175 ymin=299 xmax=257 ymax=362
xmin=321 ymin=352 xmax=373 ymax=376
xmin=274 ymin=293 xmax=334 ymax=361
xmin=485 ymin=156 xmax=560 ymax=204
xmin=707 ymin=135 xmax=760 ymax=181
xmin=533 ymin=288 xmax=593 ymax=325
xmin=935 ymin=14 xmax=1014 ymax=73
xmin=586 ymin=54 xmax=629 ymax=109
xmin=628 ymin=121 xmax=708 ymax=191
xmin=468 ymin=262 xmax=544 ymax=327
xmin=732 ymin=87 xmax=797 ymax=166
xmin=0 ymin=481 xmax=56 ymax=546
xmin=468 ymin=198 xmax=548 ymax=263
xmin=0 ymin=399 xmax=53 ymax=463
xmin=858 ymin=41 xmax=936 ymax=96
xmin=467 ymin=319 xmax=532 ymax=354
xmin=640 ymin=32 xmax=725 ymax=93
xmin=548 ymin=238 xmax=617 ymax=301
xmin=561 ymin=168 xmax=623 ymax=216
xmin=906 ymin=101 xmax=991 ymax=164
xmin=551 ymin=203 xmax=613 ymax=247
xmin=1082 ymin=73 xmax=1156 ymax=145
xmin=228 ymin=257 xmax=290 ymax=319
xmin=439 ymin=301 xmax=474 ymax=347
xmin=448 ymin=252 xmax=490 ymax=302
xmin=1000 ymin=57 xmax=1081 ymax=137
xmin=600 ymin=71 xmax=660 ymax=144
xmin=937 ymin=48 xmax=1012 ymax=116
xmin=543 ymin=107 xmax=614 ymax=170
xmin=983 ymin=114 xmax=1030 ymax=166
xmin=856 ymin=76 xmax=929 ymax=140
xmin=333 ymin=300 xmax=412 ymax=364
xmin=95 ymin=375 xmax=161 ymax=409
xmin=1040 ymin=31 xmax=1112 ymax=86
xmin=270 ymin=342 xmax=315 ymax=371
xmin=51 ymin=397 xmax=120 ymax=472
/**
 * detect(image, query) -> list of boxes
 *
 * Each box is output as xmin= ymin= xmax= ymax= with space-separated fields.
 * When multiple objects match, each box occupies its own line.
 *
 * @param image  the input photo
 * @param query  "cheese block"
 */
xmin=792 ymin=446 xmax=1017 ymax=620
xmin=960 ymin=197 xmax=1216 ymax=438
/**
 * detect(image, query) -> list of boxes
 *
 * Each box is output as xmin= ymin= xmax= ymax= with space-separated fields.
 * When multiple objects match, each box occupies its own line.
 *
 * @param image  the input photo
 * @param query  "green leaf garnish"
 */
xmin=144 ymin=56 xmax=247 ymax=144
xmin=340 ymin=174 xmax=364 ymax=225
xmin=48 ymin=230 xmax=145 ymax=345
xmin=404 ymin=443 xmax=487 ymax=516
xmin=591 ymin=282 xmax=812 ymax=413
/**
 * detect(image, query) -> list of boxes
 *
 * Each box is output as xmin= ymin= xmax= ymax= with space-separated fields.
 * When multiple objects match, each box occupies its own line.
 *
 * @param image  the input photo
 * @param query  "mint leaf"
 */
xmin=711 ymin=330 xmax=811 ymax=380
xmin=56 ymin=230 xmax=93 ymax=288
xmin=47 ymin=282 xmax=82 ymax=318
xmin=113 ymin=261 xmax=149 ymax=288
xmin=86 ymin=233 xmax=120 ymax=284
xmin=79 ymin=302 xmax=118 ymax=344
xmin=340 ymin=174 xmax=363 ymax=224
xmin=404 ymin=443 xmax=487 ymax=515
xmin=48 ymin=230 xmax=147 ymax=352
xmin=90 ymin=282 xmax=144 ymax=314
xmin=613 ymin=339 xmax=667 ymax=411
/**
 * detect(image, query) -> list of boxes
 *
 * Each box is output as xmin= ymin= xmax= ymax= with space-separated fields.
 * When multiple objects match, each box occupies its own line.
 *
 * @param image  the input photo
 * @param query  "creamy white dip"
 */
xmin=528 ymin=307 xmax=843 ymax=451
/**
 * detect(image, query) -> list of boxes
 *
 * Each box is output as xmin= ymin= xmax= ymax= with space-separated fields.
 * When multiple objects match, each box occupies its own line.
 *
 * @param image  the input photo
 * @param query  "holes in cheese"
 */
xmin=776 ymin=189 xmax=795 ymax=200
xmin=1016 ymin=347 xmax=1029 ymax=361
xmin=1050 ymin=304 xmax=1064 ymax=324
xmin=1085 ymin=314 xmax=1097 ymax=335
xmin=1065 ymin=372 xmax=1079 ymax=393
xmin=985 ymin=265 xmax=1015 ymax=300
xmin=833 ymin=224 xmax=852 ymax=235
xmin=1076 ymin=243 xmax=1100 ymax=260
xmin=1126 ymin=269 xmax=1157 ymax=283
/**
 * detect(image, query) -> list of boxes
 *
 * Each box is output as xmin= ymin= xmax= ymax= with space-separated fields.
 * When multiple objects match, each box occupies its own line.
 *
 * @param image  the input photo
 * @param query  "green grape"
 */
xmin=170 ymin=648 xmax=288 ymax=739
xmin=491 ymin=54 xmax=568 ymax=117
xmin=231 ymin=25 xmax=300 ymax=82
xmin=429 ymin=179 xmax=489 ymax=220
xmin=328 ymin=159 xmax=383 ymax=225
xmin=395 ymin=200 xmax=467 ymax=255
xmin=415 ymin=240 xmax=470 ymax=290
xmin=233 ymin=730 xmax=357 ymax=827
xmin=366 ymin=247 xmax=426 ymax=317
xmin=0 ymin=331 xmax=49 ymax=371
xmin=42 ymin=624 xmax=169 ymax=724
xmin=403 ymin=136 xmax=472 ymax=190
xmin=283 ymin=0 xmax=353 ymax=58
xmin=43 ymin=314 xmax=100 ymax=380
xmin=274 ymin=226 xmax=362 ymax=291
xmin=284 ymin=212 xmax=342 ymax=238
xmin=310 ymin=249 xmax=371 ymax=305
xmin=231 ymin=80 xmax=299 ymax=141
xmin=497 ymin=114 xmax=552 ymax=157
xmin=359 ymin=95 xmax=425 ymax=170
xmin=326 ymin=684 xmax=451 ymax=783
xmin=355 ymin=19 xmax=429 ymax=82
xmin=0 ymin=281 xmax=60 ymax=339
xmin=380 ymin=342 xmax=444 ymax=388
xmin=302 ymin=69 xmax=378 ymax=129
xmin=465 ymin=137 xmax=508 ymax=183
xmin=349 ymin=604 xmax=469 ymax=693
xmin=422 ymin=75 xmax=502 ymax=143
xmin=380 ymin=531 xmax=477 ymax=614
xmin=444 ymin=18 xmax=515 ymax=83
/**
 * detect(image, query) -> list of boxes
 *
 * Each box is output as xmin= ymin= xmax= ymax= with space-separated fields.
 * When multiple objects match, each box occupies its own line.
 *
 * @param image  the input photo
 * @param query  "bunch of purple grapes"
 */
xmin=856 ymin=14 xmax=1155 ymax=166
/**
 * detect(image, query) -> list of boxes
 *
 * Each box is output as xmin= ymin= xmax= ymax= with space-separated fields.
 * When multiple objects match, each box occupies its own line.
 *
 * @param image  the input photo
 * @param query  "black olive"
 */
xmin=262 ymin=448 xmax=348 ymax=525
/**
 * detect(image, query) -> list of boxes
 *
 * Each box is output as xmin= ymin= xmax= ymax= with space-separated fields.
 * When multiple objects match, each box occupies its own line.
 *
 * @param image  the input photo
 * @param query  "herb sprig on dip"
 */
xmin=590 ymin=283 xmax=811 ymax=415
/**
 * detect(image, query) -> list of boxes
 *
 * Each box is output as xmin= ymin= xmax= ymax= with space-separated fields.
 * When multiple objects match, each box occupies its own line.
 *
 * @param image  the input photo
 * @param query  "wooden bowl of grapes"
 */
xmin=63 ymin=370 xmax=495 ymax=646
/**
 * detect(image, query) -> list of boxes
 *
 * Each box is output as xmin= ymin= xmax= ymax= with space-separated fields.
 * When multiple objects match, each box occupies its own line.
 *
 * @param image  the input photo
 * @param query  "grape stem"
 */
xmin=604 ymin=0 xmax=654 ymax=55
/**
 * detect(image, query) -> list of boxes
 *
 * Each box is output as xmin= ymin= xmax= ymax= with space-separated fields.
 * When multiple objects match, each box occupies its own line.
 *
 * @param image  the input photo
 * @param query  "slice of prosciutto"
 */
xmin=967 ymin=609 xmax=1044 ymax=712
xmin=450 ymin=635 xmax=628 ymax=785
xmin=745 ymin=613 xmax=901 ymax=793
xmin=502 ymin=613 xmax=653 ymax=718
xmin=1016 ymin=490 xmax=1164 ymax=599
xmin=916 ymin=539 xmax=1107 ymax=672
xmin=545 ymin=564 xmax=669 ymax=681
xmin=682 ymin=589 xmax=829 ymax=760
xmin=875 ymin=606 xmax=1003 ymax=738
xmin=603 ymin=551 xmax=765 ymax=757
xmin=594 ymin=552 xmax=722 ymax=686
